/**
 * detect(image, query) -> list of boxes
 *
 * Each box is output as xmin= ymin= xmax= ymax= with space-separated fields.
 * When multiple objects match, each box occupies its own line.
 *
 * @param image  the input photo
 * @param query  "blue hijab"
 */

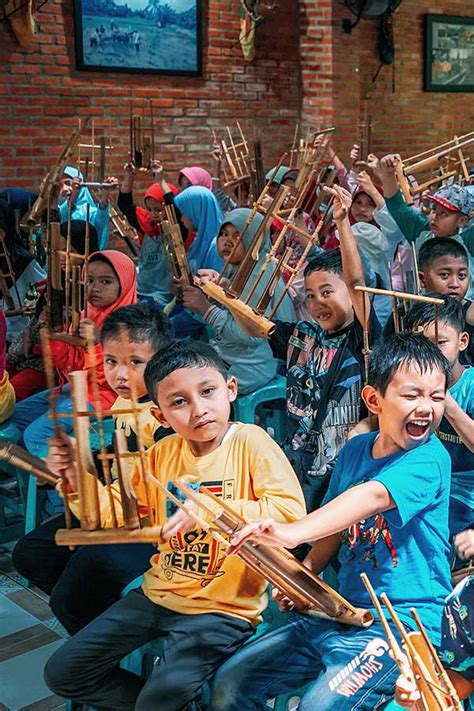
xmin=174 ymin=186 xmax=223 ymax=272
xmin=58 ymin=166 xmax=109 ymax=249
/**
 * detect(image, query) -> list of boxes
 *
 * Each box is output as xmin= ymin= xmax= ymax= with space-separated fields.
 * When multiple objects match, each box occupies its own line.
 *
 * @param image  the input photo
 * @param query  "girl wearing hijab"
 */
xmin=0 ymin=198 xmax=47 ymax=343
xmin=178 ymin=166 xmax=213 ymax=192
xmin=59 ymin=166 xmax=111 ymax=250
xmin=181 ymin=208 xmax=295 ymax=393
xmin=11 ymin=250 xmax=137 ymax=458
xmin=7 ymin=222 xmax=100 ymax=401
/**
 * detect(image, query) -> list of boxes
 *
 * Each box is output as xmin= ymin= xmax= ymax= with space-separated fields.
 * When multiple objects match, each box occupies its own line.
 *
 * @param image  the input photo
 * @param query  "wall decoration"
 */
xmin=424 ymin=14 xmax=474 ymax=92
xmin=74 ymin=0 xmax=202 ymax=76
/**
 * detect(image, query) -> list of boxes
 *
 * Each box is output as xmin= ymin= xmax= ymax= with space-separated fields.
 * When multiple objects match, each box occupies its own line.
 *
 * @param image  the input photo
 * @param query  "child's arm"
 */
xmin=379 ymin=155 xmax=429 ymax=244
xmin=227 ymin=479 xmax=394 ymax=553
xmin=325 ymin=185 xmax=369 ymax=328
xmin=443 ymin=391 xmax=474 ymax=452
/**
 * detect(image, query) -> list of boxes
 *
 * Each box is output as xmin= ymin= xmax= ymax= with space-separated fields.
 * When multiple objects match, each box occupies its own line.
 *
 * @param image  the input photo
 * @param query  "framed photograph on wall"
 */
xmin=74 ymin=0 xmax=202 ymax=76
xmin=424 ymin=14 xmax=474 ymax=92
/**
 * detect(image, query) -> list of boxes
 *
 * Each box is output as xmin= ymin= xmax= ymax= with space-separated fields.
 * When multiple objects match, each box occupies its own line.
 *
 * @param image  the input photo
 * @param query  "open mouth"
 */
xmin=315 ymin=311 xmax=332 ymax=322
xmin=406 ymin=420 xmax=430 ymax=439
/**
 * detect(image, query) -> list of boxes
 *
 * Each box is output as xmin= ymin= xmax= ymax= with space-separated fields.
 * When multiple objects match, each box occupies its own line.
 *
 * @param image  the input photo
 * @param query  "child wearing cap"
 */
xmin=378 ymin=155 xmax=474 ymax=256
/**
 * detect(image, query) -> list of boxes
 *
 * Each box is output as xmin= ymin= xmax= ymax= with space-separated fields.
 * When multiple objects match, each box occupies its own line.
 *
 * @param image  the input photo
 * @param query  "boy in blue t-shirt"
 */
xmin=210 ymin=332 xmax=452 ymax=711
xmin=405 ymin=296 xmax=474 ymax=545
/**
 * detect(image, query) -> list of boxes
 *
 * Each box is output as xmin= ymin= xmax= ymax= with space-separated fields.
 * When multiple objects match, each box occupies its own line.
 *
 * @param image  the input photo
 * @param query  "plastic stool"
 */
xmin=233 ymin=375 xmax=287 ymax=443
xmin=0 ymin=422 xmax=25 ymax=542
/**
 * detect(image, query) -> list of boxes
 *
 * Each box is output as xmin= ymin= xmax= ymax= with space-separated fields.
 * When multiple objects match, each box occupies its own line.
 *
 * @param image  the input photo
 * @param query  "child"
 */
xmin=118 ymin=161 xmax=180 ymax=307
xmin=58 ymin=165 xmax=112 ymax=250
xmin=181 ymin=207 xmax=295 ymax=394
xmin=11 ymin=250 xmax=137 ymax=458
xmin=178 ymin=165 xmax=213 ymax=191
xmin=7 ymin=221 xmax=100 ymax=401
xmin=43 ymin=340 xmax=306 ymax=711
xmin=0 ymin=197 xmax=47 ymax=344
xmin=0 ymin=309 xmax=15 ymax=423
xmin=239 ymin=185 xmax=379 ymax=511
xmin=418 ymin=237 xmax=473 ymax=365
xmin=404 ymin=296 xmax=473 ymax=546
xmin=379 ymin=155 xmax=474 ymax=260
xmin=12 ymin=301 xmax=173 ymax=635
xmin=210 ymin=332 xmax=453 ymax=711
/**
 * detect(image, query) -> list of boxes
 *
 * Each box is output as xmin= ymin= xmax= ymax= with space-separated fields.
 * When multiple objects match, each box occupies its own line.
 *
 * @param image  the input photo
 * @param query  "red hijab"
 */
xmin=136 ymin=182 xmax=179 ymax=237
xmin=85 ymin=250 xmax=137 ymax=329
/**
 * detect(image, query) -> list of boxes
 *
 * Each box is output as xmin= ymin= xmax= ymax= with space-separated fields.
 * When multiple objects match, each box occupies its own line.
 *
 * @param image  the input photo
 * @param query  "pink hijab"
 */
xmin=179 ymin=166 xmax=213 ymax=191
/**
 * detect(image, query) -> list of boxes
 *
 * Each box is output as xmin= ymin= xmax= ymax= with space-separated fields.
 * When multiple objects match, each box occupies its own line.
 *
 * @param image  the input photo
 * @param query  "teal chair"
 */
xmin=233 ymin=375 xmax=287 ymax=444
xmin=0 ymin=422 xmax=30 ymax=543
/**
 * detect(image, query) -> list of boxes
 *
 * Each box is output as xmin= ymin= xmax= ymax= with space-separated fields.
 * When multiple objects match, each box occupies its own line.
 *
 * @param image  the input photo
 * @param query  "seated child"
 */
xmin=7 ymin=221 xmax=100 ymax=401
xmin=58 ymin=165 xmax=112 ymax=250
xmin=404 ymin=296 xmax=473 ymax=548
xmin=12 ymin=301 xmax=172 ymax=635
xmin=418 ymin=237 xmax=473 ymax=365
xmin=181 ymin=207 xmax=295 ymax=394
xmin=235 ymin=185 xmax=379 ymax=512
xmin=379 ymin=155 xmax=474 ymax=272
xmin=10 ymin=250 xmax=137 ymax=457
xmin=43 ymin=340 xmax=305 ymax=710
xmin=210 ymin=332 xmax=453 ymax=711
xmin=0 ymin=309 xmax=15 ymax=423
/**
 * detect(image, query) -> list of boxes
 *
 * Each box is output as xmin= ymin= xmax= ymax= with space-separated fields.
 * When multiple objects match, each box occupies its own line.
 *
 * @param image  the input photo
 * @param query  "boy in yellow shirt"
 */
xmin=44 ymin=340 xmax=305 ymax=711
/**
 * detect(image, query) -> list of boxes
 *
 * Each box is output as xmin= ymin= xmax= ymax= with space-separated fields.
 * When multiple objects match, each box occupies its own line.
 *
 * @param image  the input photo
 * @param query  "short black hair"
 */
xmin=404 ymin=293 xmax=465 ymax=335
xmin=368 ymin=332 xmax=451 ymax=395
xmin=101 ymin=301 xmax=173 ymax=351
xmin=304 ymin=249 xmax=342 ymax=277
xmin=418 ymin=237 xmax=468 ymax=271
xmin=144 ymin=340 xmax=228 ymax=403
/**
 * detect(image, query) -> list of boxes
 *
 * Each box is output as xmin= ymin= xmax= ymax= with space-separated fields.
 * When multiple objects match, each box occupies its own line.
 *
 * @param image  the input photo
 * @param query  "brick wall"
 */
xmin=0 ymin=0 xmax=301 ymax=189
xmin=299 ymin=0 xmax=474 ymax=162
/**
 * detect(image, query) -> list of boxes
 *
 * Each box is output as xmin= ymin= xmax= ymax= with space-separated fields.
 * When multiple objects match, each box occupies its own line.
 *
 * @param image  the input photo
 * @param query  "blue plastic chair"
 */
xmin=233 ymin=375 xmax=287 ymax=444
xmin=0 ymin=422 xmax=29 ymax=543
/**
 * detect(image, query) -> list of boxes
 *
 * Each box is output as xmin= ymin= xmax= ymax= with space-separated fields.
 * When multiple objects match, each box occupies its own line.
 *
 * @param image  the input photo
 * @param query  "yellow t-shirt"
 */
xmin=71 ymin=423 xmax=305 ymax=624
xmin=109 ymin=396 xmax=161 ymax=479
xmin=0 ymin=371 xmax=15 ymax=423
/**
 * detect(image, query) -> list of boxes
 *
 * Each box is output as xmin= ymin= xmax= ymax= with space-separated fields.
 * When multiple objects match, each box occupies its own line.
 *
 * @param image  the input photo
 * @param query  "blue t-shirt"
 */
xmin=323 ymin=432 xmax=452 ymax=644
xmin=437 ymin=366 xmax=474 ymax=537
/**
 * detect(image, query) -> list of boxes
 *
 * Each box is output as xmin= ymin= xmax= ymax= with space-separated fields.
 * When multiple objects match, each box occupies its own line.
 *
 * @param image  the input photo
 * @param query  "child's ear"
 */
xmin=226 ymin=376 xmax=238 ymax=403
xmin=361 ymin=384 xmax=382 ymax=415
xmin=459 ymin=330 xmax=469 ymax=353
xmin=150 ymin=406 xmax=172 ymax=429
xmin=418 ymin=270 xmax=426 ymax=288
xmin=457 ymin=214 xmax=468 ymax=229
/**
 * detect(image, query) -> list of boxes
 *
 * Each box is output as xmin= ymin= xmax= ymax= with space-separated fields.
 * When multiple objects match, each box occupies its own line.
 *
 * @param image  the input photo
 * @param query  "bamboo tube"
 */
xmin=405 ymin=132 xmax=474 ymax=164
xmin=56 ymin=526 xmax=164 ymax=546
xmin=114 ymin=430 xmax=141 ymax=531
xmin=198 ymin=280 xmax=275 ymax=336
xmin=69 ymin=370 xmax=101 ymax=531
xmin=354 ymin=286 xmax=444 ymax=305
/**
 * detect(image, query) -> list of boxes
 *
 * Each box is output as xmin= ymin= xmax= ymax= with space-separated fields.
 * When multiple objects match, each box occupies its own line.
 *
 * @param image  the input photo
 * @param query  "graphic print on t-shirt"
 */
xmin=342 ymin=513 xmax=398 ymax=570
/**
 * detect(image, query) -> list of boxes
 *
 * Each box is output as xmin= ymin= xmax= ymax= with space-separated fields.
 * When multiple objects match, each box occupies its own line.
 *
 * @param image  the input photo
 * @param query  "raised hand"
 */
xmin=323 ymin=184 xmax=352 ymax=221
xmin=181 ymin=284 xmax=210 ymax=315
xmin=79 ymin=318 xmax=99 ymax=344
xmin=379 ymin=153 xmax=402 ymax=178
xmin=47 ymin=431 xmax=78 ymax=494
xmin=454 ymin=529 xmax=474 ymax=560
xmin=150 ymin=159 xmax=164 ymax=180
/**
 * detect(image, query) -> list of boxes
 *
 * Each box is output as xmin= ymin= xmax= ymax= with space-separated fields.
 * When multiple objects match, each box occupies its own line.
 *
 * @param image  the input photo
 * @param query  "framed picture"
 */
xmin=424 ymin=14 xmax=474 ymax=92
xmin=74 ymin=0 xmax=202 ymax=76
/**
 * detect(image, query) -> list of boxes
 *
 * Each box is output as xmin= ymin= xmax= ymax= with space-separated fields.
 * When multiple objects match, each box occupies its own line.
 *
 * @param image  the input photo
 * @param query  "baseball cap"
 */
xmin=428 ymin=184 xmax=474 ymax=217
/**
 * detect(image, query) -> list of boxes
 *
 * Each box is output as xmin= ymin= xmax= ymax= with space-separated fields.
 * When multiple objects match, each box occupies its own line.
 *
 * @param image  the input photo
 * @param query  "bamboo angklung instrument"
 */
xmin=0 ymin=232 xmax=22 ymax=312
xmin=162 ymin=204 xmax=192 ymax=286
xmin=130 ymin=99 xmax=156 ymax=171
xmin=355 ymin=287 xmax=443 ymax=343
xmin=155 ymin=479 xmax=374 ymax=628
xmin=395 ymin=132 xmax=474 ymax=205
xmin=217 ymin=122 xmax=252 ymax=189
xmin=108 ymin=201 xmax=139 ymax=258
xmin=361 ymin=574 xmax=463 ymax=711
xmin=26 ymin=126 xmax=84 ymax=226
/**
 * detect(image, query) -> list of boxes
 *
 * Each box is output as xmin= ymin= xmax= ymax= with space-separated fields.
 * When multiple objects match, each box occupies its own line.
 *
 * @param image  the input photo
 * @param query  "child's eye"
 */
xmin=322 ymin=290 xmax=332 ymax=297
xmin=172 ymin=398 xmax=186 ymax=407
xmin=130 ymin=359 xmax=143 ymax=366
xmin=202 ymin=387 xmax=216 ymax=396
xmin=104 ymin=358 xmax=116 ymax=365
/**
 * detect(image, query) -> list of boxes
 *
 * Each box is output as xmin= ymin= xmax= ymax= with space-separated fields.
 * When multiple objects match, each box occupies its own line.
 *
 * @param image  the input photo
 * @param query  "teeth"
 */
xmin=411 ymin=421 xmax=429 ymax=426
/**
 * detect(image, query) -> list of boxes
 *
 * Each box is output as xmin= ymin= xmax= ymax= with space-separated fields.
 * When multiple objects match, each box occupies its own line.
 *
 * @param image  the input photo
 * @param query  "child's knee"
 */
xmin=11 ymin=536 xmax=31 ymax=577
xmin=44 ymin=646 xmax=78 ymax=698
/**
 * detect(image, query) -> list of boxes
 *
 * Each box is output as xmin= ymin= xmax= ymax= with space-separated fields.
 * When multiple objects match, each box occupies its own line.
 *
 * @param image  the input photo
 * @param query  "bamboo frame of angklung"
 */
xmin=46 ymin=206 xmax=91 ymax=347
xmin=0 ymin=232 xmax=23 ymax=312
xmin=395 ymin=132 xmax=474 ymax=206
xmin=355 ymin=287 xmax=444 ymax=384
xmin=139 ymin=478 xmax=374 ymax=628
xmin=197 ymin=150 xmax=334 ymax=337
xmin=161 ymin=203 xmax=193 ymax=286
xmin=44 ymin=332 xmax=165 ymax=546
xmin=108 ymin=200 xmax=139 ymax=258
xmin=26 ymin=125 xmax=84 ymax=227
xmin=77 ymin=118 xmax=113 ymax=184
xmin=129 ymin=99 xmax=156 ymax=170
xmin=361 ymin=573 xmax=462 ymax=710
xmin=216 ymin=122 xmax=252 ymax=189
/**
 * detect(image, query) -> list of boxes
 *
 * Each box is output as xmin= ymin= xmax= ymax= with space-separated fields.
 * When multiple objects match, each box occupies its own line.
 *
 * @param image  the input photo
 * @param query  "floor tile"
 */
xmin=0 ymin=574 xmax=22 ymax=595
xmin=7 ymin=590 xmax=53 ymax=622
xmin=0 ymin=595 xmax=39 ymax=637
xmin=0 ymin=640 xmax=64 ymax=710
xmin=0 ymin=625 xmax=60 ymax=663
xmin=42 ymin=618 xmax=68 ymax=639
xmin=19 ymin=694 xmax=65 ymax=711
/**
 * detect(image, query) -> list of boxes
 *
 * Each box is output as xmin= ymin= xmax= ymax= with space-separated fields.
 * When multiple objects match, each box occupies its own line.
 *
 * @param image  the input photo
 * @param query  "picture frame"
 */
xmin=424 ymin=14 xmax=474 ymax=92
xmin=73 ymin=0 xmax=202 ymax=77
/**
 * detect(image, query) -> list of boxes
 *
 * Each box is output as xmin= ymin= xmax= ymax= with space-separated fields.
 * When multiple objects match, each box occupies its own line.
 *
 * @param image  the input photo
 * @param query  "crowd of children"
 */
xmin=0 ymin=138 xmax=473 ymax=710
